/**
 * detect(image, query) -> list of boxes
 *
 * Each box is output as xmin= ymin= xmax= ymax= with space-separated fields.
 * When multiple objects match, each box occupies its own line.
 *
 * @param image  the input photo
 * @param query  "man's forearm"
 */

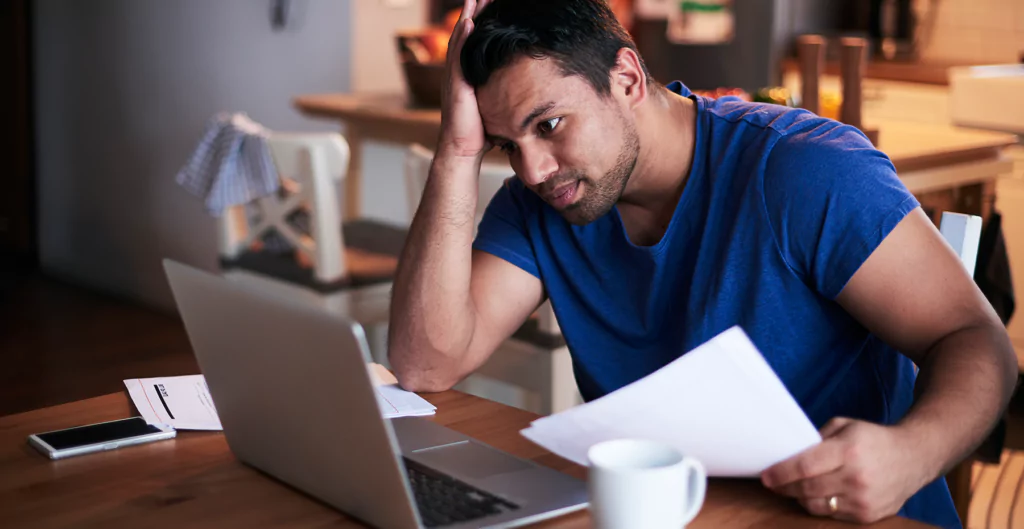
xmin=388 ymin=153 xmax=482 ymax=391
xmin=895 ymin=322 xmax=1017 ymax=483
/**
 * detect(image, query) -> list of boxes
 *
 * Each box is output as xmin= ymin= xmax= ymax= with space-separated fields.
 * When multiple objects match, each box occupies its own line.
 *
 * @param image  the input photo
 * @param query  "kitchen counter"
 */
xmin=875 ymin=120 xmax=1016 ymax=172
xmin=866 ymin=119 xmax=1017 ymax=224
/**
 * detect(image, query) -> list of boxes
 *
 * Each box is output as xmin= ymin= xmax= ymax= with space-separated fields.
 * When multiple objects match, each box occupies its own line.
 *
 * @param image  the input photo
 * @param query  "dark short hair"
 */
xmin=461 ymin=0 xmax=651 ymax=95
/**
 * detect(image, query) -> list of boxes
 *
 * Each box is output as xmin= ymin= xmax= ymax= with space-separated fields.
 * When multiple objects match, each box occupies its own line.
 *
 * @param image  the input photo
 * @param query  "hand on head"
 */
xmin=438 ymin=0 xmax=495 ymax=160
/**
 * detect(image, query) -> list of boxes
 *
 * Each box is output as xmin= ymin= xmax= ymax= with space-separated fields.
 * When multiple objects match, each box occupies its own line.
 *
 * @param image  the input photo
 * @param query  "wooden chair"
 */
xmin=403 ymin=144 xmax=577 ymax=414
xmin=217 ymin=132 xmax=405 ymax=357
xmin=937 ymin=211 xmax=985 ymax=525
xmin=965 ymin=449 xmax=1024 ymax=529
xmin=218 ymin=133 xmax=349 ymax=283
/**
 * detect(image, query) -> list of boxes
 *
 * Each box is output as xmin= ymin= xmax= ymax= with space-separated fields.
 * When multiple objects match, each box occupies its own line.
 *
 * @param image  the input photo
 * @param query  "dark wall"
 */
xmin=632 ymin=0 xmax=853 ymax=93
xmin=632 ymin=1 xmax=779 ymax=93
xmin=33 ymin=0 xmax=352 ymax=310
xmin=0 ymin=0 xmax=36 ymax=265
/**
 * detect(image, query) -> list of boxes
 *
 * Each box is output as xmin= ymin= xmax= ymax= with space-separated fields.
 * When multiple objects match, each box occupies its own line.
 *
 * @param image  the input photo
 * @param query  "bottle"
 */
xmin=665 ymin=0 xmax=734 ymax=45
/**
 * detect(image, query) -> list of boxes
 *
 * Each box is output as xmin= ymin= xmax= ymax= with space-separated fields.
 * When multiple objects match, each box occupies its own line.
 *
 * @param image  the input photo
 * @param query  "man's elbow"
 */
xmin=978 ymin=319 xmax=1018 ymax=385
xmin=388 ymin=345 xmax=461 ymax=392
xmin=393 ymin=367 xmax=460 ymax=393
xmin=388 ymin=331 xmax=471 ymax=393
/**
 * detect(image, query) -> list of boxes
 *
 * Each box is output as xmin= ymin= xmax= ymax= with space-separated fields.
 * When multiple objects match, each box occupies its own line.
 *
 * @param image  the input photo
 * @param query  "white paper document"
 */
xmin=369 ymin=363 xmax=437 ymax=418
xmin=376 ymin=384 xmax=437 ymax=418
xmin=520 ymin=326 xmax=822 ymax=477
xmin=126 ymin=369 xmax=435 ymax=430
xmin=124 ymin=375 xmax=223 ymax=430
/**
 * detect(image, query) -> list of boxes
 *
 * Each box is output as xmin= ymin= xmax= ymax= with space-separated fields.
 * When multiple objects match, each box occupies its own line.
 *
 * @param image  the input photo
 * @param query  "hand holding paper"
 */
xmin=520 ymin=326 xmax=821 ymax=477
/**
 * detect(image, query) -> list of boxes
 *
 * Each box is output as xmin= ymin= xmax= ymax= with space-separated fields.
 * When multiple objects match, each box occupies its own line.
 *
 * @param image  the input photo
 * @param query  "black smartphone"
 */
xmin=28 ymin=417 xmax=176 ymax=460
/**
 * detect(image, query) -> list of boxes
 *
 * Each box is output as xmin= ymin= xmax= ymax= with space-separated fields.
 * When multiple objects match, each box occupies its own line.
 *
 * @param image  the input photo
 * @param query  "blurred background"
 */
xmin=1 ymin=2 xmax=1023 ymax=525
xmin=3 ymin=0 xmax=1022 ymax=309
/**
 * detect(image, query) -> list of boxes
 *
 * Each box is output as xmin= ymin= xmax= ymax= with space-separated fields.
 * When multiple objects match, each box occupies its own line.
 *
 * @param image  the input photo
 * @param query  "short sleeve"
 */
xmin=473 ymin=178 xmax=541 ymax=279
xmin=763 ymin=120 xmax=920 ymax=300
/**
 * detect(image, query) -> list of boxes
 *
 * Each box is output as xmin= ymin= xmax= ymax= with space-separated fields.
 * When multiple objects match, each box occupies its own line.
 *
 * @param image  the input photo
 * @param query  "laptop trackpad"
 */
xmin=412 ymin=442 xmax=533 ymax=480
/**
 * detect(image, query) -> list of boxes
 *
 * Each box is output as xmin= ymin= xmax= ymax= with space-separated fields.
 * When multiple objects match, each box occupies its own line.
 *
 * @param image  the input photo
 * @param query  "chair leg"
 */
xmin=364 ymin=323 xmax=390 ymax=366
xmin=218 ymin=205 xmax=250 ymax=258
xmin=946 ymin=458 xmax=972 ymax=525
xmin=539 ymin=346 xmax=579 ymax=415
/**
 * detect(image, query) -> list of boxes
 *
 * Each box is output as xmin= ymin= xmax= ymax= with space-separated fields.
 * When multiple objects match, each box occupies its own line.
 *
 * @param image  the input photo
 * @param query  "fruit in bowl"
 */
xmin=396 ymin=30 xmax=449 ymax=108
xmin=397 ymin=29 xmax=449 ymax=65
xmin=395 ymin=9 xmax=463 ymax=108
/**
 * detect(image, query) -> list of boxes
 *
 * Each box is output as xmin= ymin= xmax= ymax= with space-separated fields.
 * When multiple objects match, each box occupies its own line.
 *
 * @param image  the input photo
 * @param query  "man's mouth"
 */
xmin=545 ymin=180 xmax=581 ymax=209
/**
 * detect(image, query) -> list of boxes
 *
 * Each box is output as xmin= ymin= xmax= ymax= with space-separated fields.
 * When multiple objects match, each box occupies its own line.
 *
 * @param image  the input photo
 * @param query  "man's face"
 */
xmin=476 ymin=57 xmax=639 ymax=225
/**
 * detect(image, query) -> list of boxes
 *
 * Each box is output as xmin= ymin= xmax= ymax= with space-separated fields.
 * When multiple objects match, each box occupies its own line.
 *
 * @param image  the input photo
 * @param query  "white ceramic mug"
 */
xmin=587 ymin=439 xmax=707 ymax=529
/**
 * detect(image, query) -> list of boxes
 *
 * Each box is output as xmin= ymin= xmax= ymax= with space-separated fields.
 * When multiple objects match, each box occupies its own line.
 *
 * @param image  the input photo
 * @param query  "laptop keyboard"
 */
xmin=403 ymin=458 xmax=520 ymax=527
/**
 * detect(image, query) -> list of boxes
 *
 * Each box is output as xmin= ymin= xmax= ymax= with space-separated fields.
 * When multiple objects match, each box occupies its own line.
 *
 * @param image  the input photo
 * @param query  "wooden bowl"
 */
xmin=396 ymin=30 xmax=448 ymax=108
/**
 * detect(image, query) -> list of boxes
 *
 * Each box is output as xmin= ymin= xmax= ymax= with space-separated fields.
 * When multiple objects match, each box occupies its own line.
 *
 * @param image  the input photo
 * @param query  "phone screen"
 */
xmin=37 ymin=418 xmax=162 ymax=450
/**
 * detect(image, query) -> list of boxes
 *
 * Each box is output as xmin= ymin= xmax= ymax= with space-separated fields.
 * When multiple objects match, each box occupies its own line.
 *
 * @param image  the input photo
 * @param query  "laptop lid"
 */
xmin=163 ymin=259 xmax=421 ymax=529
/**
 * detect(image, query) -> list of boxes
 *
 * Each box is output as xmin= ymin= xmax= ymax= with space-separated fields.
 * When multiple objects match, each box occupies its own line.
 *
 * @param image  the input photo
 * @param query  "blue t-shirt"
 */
xmin=472 ymin=81 xmax=960 ymax=528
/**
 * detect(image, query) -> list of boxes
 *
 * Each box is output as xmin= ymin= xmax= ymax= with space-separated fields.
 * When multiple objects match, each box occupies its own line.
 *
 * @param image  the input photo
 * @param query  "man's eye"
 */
xmin=538 ymin=117 xmax=562 ymax=135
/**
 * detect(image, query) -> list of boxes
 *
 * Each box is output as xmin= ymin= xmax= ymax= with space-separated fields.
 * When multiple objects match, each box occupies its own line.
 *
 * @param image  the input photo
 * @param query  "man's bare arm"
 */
xmin=387 ymin=0 xmax=543 ymax=392
xmin=763 ymin=208 xmax=1017 ymax=522
xmin=388 ymin=156 xmax=544 ymax=391
xmin=836 ymin=208 xmax=1016 ymax=477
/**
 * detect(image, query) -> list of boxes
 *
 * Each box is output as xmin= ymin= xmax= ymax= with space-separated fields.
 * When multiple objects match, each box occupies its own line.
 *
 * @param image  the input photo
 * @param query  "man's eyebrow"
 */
xmin=485 ymin=133 xmax=511 ymax=145
xmin=520 ymin=102 xmax=557 ymax=131
xmin=483 ymin=102 xmax=558 ymax=145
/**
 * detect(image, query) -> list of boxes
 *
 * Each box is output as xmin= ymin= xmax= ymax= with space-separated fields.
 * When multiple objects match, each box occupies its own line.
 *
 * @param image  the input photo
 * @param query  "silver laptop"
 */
xmin=163 ymin=260 xmax=587 ymax=529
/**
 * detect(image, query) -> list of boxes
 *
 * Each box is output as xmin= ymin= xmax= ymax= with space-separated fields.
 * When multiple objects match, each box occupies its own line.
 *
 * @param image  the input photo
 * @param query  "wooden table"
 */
xmin=0 ymin=390 xmax=934 ymax=528
xmin=294 ymin=93 xmax=1017 ymax=222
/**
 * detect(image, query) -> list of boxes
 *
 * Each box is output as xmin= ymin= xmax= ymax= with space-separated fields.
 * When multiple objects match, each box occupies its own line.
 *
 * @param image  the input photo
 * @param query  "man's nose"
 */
xmin=515 ymin=145 xmax=558 ymax=187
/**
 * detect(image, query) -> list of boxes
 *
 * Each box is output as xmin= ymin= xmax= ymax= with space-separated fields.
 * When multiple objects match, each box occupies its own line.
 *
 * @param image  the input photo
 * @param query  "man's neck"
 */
xmin=615 ymin=86 xmax=697 ymax=246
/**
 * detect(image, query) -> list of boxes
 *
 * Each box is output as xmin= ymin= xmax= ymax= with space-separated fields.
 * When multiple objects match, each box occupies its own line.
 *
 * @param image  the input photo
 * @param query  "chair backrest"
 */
xmin=218 ymin=132 xmax=350 ymax=283
xmin=404 ymin=144 xmax=515 ymax=227
xmin=939 ymin=212 xmax=983 ymax=277
xmin=266 ymin=133 xmax=350 ymax=184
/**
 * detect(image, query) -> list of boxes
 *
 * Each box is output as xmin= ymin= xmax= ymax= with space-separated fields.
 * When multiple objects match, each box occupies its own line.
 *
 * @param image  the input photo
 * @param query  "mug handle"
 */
xmin=679 ymin=456 xmax=707 ymax=526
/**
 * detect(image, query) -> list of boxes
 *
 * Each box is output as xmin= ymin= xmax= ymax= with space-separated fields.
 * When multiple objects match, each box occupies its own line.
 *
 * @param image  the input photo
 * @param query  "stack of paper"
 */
xmin=125 ymin=375 xmax=223 ymax=430
xmin=369 ymin=363 xmax=437 ymax=418
xmin=376 ymin=384 xmax=437 ymax=418
xmin=520 ymin=326 xmax=821 ymax=477
xmin=125 ymin=368 xmax=436 ymax=431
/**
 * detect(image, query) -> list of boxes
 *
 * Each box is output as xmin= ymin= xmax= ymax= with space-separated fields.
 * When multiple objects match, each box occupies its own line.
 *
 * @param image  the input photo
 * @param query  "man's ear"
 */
xmin=609 ymin=48 xmax=647 ymax=110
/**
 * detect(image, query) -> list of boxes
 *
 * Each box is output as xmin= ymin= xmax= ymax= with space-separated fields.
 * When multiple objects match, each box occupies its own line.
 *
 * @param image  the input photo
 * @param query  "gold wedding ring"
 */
xmin=827 ymin=495 xmax=839 ymax=514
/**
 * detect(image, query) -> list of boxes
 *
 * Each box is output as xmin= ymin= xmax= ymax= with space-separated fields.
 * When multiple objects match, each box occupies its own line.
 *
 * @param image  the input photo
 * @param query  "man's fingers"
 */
xmin=801 ymin=495 xmax=870 ymax=523
xmin=446 ymin=18 xmax=470 ymax=72
xmin=474 ymin=0 xmax=493 ymax=17
xmin=762 ymin=418 xmax=856 ymax=488
xmin=801 ymin=495 xmax=842 ymax=517
xmin=761 ymin=439 xmax=845 ymax=488
xmin=819 ymin=417 xmax=854 ymax=439
xmin=452 ymin=19 xmax=473 ymax=70
xmin=774 ymin=468 xmax=845 ymax=500
xmin=460 ymin=0 xmax=477 ymax=23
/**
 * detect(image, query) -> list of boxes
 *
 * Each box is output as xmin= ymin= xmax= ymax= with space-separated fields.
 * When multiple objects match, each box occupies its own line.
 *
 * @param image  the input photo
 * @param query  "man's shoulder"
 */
xmin=697 ymin=97 xmax=886 ymax=193
xmin=703 ymin=96 xmax=850 ymax=144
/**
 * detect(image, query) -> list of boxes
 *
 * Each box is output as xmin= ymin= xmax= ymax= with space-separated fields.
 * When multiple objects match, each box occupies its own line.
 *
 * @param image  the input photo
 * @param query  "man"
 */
xmin=387 ymin=1 xmax=1017 ymax=527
